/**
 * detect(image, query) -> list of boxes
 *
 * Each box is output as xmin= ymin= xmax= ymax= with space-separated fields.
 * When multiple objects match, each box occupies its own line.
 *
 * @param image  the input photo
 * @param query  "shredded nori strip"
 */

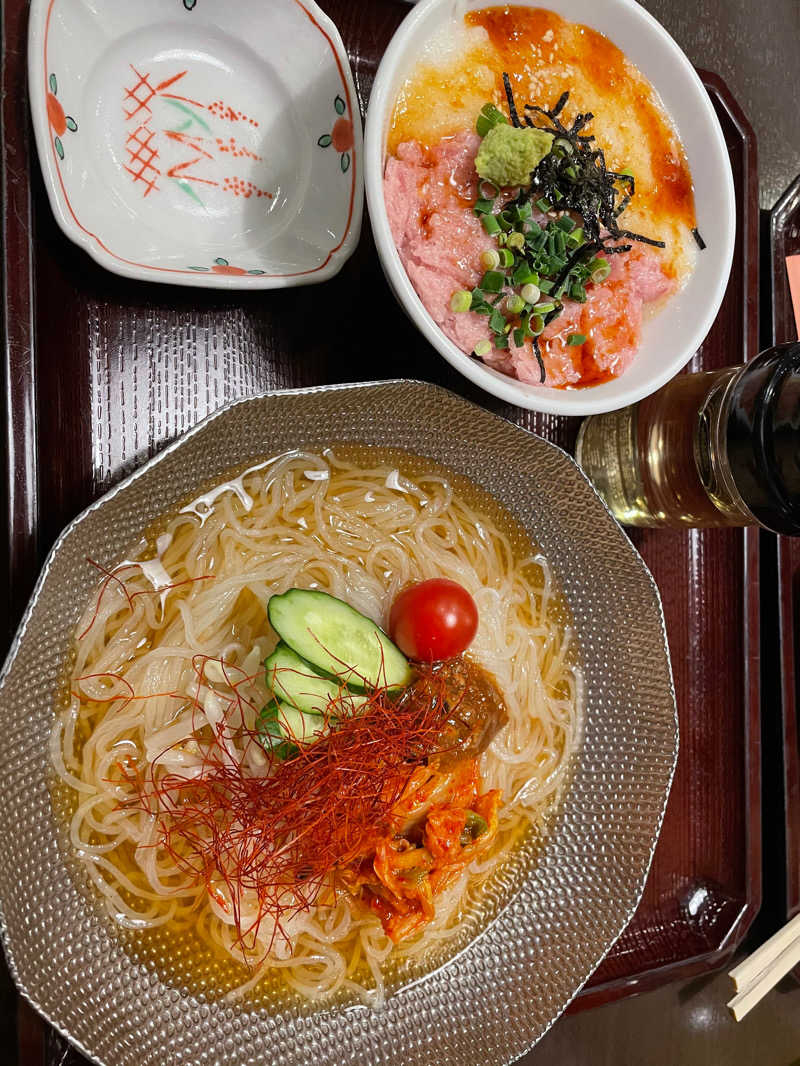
xmin=503 ymin=72 xmax=521 ymax=128
xmin=512 ymin=82 xmax=666 ymax=253
xmin=692 ymin=227 xmax=707 ymax=250
xmin=616 ymin=229 xmax=665 ymax=248
xmin=532 ymin=335 xmax=546 ymax=383
xmin=550 ymin=90 xmax=569 ymax=119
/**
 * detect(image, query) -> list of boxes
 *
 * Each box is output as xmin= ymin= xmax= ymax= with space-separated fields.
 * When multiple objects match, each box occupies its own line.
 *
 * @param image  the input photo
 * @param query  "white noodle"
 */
xmin=54 ymin=449 xmax=581 ymax=1006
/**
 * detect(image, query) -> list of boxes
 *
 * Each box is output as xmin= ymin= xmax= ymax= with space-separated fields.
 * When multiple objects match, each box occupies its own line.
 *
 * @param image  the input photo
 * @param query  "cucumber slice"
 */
xmin=274 ymin=701 xmax=325 ymax=745
xmin=265 ymin=642 xmax=369 ymax=716
xmin=267 ymin=589 xmax=412 ymax=692
xmin=257 ymin=699 xmax=326 ymax=756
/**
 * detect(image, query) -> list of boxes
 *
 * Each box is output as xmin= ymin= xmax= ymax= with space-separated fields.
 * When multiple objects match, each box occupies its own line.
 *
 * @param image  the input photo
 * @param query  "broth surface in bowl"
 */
xmin=53 ymin=445 xmax=581 ymax=1009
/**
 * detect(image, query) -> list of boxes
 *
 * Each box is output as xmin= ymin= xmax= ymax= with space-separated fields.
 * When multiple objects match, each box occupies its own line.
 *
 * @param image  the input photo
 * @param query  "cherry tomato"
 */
xmin=388 ymin=579 xmax=479 ymax=662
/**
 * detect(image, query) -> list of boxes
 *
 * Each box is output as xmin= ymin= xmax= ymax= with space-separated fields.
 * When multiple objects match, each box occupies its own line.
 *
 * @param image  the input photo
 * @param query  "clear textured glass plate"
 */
xmin=0 ymin=381 xmax=677 ymax=1065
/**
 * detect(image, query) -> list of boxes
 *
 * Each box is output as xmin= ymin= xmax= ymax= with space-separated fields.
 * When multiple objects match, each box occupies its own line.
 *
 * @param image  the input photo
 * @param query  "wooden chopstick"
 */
xmin=727 ymin=911 xmax=800 ymax=1020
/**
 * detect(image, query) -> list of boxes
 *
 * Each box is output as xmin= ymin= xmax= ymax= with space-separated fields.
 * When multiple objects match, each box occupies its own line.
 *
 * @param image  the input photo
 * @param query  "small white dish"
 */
xmin=28 ymin=0 xmax=363 ymax=288
xmin=365 ymin=0 xmax=736 ymax=415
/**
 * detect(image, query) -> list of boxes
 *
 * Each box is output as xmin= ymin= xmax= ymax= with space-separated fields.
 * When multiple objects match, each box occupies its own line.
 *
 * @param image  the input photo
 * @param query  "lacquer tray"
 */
xmin=1 ymin=0 xmax=760 ymax=1060
xmin=770 ymin=174 xmax=800 ymax=939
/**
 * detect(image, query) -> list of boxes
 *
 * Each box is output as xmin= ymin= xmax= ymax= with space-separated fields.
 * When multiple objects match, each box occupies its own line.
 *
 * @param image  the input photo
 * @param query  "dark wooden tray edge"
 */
xmin=769 ymin=173 xmax=800 ymax=925
xmin=2 ymin=0 xmax=39 ymax=637
xmin=571 ymin=68 xmax=763 ymax=1012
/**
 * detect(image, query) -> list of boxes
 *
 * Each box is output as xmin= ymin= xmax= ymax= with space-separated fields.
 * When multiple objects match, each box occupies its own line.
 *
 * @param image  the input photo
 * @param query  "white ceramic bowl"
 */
xmin=365 ymin=0 xmax=736 ymax=415
xmin=28 ymin=0 xmax=363 ymax=288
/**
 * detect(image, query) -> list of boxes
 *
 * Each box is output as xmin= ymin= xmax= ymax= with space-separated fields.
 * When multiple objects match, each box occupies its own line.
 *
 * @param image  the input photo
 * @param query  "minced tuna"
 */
xmin=384 ymin=131 xmax=674 ymax=388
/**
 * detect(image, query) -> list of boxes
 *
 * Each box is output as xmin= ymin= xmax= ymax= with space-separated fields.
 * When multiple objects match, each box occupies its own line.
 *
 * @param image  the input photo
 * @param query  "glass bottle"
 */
xmin=574 ymin=342 xmax=800 ymax=533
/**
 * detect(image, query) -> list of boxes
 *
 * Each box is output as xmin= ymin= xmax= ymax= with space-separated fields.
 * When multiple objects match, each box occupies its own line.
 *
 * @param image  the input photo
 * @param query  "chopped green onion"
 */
xmin=590 ymin=257 xmax=611 ymax=283
xmin=476 ymin=102 xmax=509 ymax=137
xmin=450 ymin=289 xmax=472 ymax=313
xmin=474 ymin=339 xmax=492 ymax=357
xmin=481 ymin=214 xmax=501 ymax=236
xmin=512 ymin=263 xmax=538 ymax=287
xmin=543 ymin=256 xmax=566 ymax=273
xmin=480 ymin=270 xmax=505 ymax=293
xmin=489 ymin=309 xmax=507 ymax=333
xmin=465 ymin=89 xmax=659 ymax=367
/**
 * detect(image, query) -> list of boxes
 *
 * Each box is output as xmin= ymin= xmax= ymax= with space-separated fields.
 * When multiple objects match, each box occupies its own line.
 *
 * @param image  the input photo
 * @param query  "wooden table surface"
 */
xmin=3 ymin=1 xmax=800 ymax=1064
